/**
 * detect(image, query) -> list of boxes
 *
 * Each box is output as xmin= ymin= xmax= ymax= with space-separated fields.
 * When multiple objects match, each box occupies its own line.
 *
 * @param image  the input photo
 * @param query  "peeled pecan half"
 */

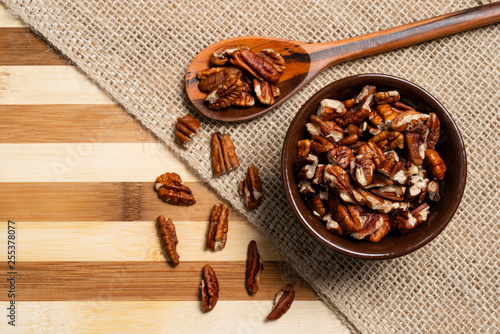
xmin=200 ymin=265 xmax=219 ymax=312
xmin=426 ymin=112 xmax=440 ymax=150
xmin=253 ymin=79 xmax=278 ymax=105
xmin=375 ymin=90 xmax=400 ymax=104
xmin=175 ymin=114 xmax=201 ymax=148
xmin=155 ymin=172 xmax=196 ymax=206
xmin=267 ymin=284 xmax=295 ymax=320
xmin=157 ymin=216 xmax=180 ymax=265
xmin=211 ymin=132 xmax=240 ymax=177
xmin=425 ymin=149 xmax=446 ymax=180
xmin=210 ymin=45 xmax=249 ymax=66
xmin=239 ymin=164 xmax=263 ymax=210
xmin=257 ymin=49 xmax=286 ymax=73
xmin=237 ymin=49 xmax=280 ymax=84
xmin=198 ymin=66 xmax=242 ymax=93
xmin=245 ymin=240 xmax=264 ymax=295
xmin=233 ymin=91 xmax=255 ymax=107
xmin=205 ymin=74 xmax=244 ymax=110
xmin=206 ymin=204 xmax=229 ymax=251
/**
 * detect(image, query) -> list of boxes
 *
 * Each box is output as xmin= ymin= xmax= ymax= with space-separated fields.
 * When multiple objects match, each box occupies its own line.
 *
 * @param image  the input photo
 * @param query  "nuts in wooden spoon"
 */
xmin=197 ymin=45 xmax=286 ymax=110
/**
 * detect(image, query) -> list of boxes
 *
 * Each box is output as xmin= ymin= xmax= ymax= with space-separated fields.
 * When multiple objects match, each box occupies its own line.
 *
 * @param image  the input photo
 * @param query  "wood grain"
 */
xmin=0 ymin=4 xmax=24 ymax=27
xmin=0 ymin=28 xmax=67 ymax=65
xmin=0 ymin=261 xmax=315 ymax=301
xmin=12 ymin=301 xmax=350 ymax=334
xmin=0 ymin=66 xmax=112 ymax=104
xmin=0 ymin=220 xmax=283 ymax=261
xmin=0 ymin=105 xmax=156 ymax=143
xmin=0 ymin=143 xmax=197 ymax=182
xmin=0 ymin=182 xmax=237 ymax=222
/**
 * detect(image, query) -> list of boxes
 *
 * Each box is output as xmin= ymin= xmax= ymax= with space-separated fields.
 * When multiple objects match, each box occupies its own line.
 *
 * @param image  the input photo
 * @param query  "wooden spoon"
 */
xmin=186 ymin=3 xmax=500 ymax=122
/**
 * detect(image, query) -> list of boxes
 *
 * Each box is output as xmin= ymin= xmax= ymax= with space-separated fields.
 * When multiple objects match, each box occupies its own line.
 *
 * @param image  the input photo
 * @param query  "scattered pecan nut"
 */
xmin=200 ymin=265 xmax=219 ymax=312
xmin=239 ymin=164 xmax=263 ymax=210
xmin=245 ymin=240 xmax=263 ymax=295
xmin=211 ymin=132 xmax=240 ymax=177
xmin=175 ymin=114 xmax=201 ymax=148
xmin=157 ymin=216 xmax=180 ymax=265
xmin=155 ymin=172 xmax=196 ymax=206
xmin=206 ymin=204 xmax=229 ymax=251
xmin=266 ymin=284 xmax=295 ymax=320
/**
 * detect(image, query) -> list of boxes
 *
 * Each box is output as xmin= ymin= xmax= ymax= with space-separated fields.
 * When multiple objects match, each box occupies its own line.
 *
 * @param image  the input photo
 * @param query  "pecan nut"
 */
xmin=426 ymin=112 xmax=440 ymax=150
xmin=425 ymin=149 xmax=446 ymax=180
xmin=211 ymin=132 xmax=240 ymax=177
xmin=297 ymin=139 xmax=311 ymax=157
xmin=253 ymin=79 xmax=279 ymax=105
xmin=155 ymin=172 xmax=196 ymax=206
xmin=310 ymin=135 xmax=335 ymax=155
xmin=317 ymin=99 xmax=346 ymax=120
xmin=205 ymin=74 xmax=244 ymax=110
xmin=391 ymin=110 xmax=429 ymax=132
xmin=245 ymin=240 xmax=264 ymax=295
xmin=233 ymin=91 xmax=255 ymax=107
xmin=234 ymin=49 xmax=280 ymax=84
xmin=257 ymin=49 xmax=286 ymax=73
xmin=239 ymin=164 xmax=263 ymax=210
xmin=157 ymin=216 xmax=180 ymax=265
xmin=175 ymin=114 xmax=201 ymax=148
xmin=200 ymin=265 xmax=219 ymax=312
xmin=266 ymin=284 xmax=295 ymax=320
xmin=206 ymin=204 xmax=229 ymax=251
xmin=327 ymin=146 xmax=354 ymax=170
xmin=374 ymin=90 xmax=400 ymax=104
xmin=210 ymin=45 xmax=249 ymax=66
xmin=295 ymin=154 xmax=318 ymax=180
xmin=198 ymin=66 xmax=242 ymax=93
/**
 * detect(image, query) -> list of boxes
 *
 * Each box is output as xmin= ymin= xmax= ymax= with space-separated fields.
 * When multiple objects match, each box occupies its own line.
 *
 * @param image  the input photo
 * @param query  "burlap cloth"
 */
xmin=4 ymin=0 xmax=499 ymax=332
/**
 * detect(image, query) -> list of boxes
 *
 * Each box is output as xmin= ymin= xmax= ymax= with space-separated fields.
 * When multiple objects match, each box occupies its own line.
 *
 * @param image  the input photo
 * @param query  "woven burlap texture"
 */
xmin=4 ymin=0 xmax=499 ymax=333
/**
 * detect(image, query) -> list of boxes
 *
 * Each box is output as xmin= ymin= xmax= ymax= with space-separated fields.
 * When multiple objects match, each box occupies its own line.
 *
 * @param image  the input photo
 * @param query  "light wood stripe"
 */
xmin=3 ymin=301 xmax=349 ymax=334
xmin=0 ymin=105 xmax=157 ymax=143
xmin=0 ymin=4 xmax=25 ymax=27
xmin=0 ymin=182 xmax=240 ymax=222
xmin=0 ymin=220 xmax=282 ymax=262
xmin=0 ymin=28 xmax=66 ymax=65
xmin=0 ymin=143 xmax=199 ymax=182
xmin=0 ymin=66 xmax=113 ymax=104
xmin=0 ymin=261 xmax=316 ymax=301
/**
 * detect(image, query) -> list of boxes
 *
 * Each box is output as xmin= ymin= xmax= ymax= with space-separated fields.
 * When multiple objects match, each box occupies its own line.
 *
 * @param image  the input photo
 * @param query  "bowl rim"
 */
xmin=281 ymin=73 xmax=467 ymax=260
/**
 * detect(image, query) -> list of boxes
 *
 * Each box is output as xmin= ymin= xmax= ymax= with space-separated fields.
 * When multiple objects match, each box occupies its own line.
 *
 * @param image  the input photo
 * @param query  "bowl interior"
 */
xmin=281 ymin=74 xmax=467 ymax=259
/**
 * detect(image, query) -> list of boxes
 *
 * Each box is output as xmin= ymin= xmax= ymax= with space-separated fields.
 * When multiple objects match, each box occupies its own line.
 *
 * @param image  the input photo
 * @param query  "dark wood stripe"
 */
xmin=0 ymin=28 xmax=67 ymax=65
xmin=0 ymin=105 xmax=156 ymax=143
xmin=0 ymin=183 xmax=235 ymax=222
xmin=0 ymin=261 xmax=316 ymax=301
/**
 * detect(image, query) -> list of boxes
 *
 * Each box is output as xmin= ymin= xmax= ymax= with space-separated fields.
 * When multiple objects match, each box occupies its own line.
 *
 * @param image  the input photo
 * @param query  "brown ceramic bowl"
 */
xmin=281 ymin=74 xmax=467 ymax=260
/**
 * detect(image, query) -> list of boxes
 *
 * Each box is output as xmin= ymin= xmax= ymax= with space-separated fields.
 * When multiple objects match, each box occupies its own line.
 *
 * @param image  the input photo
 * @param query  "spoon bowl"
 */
xmin=185 ymin=3 xmax=500 ymax=122
xmin=185 ymin=36 xmax=311 ymax=122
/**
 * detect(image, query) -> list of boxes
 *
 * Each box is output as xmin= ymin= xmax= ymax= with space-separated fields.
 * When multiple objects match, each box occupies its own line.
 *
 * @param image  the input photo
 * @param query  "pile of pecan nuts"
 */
xmin=196 ymin=45 xmax=286 ymax=110
xmin=154 ymin=170 xmax=293 ymax=319
xmin=295 ymin=85 xmax=447 ymax=242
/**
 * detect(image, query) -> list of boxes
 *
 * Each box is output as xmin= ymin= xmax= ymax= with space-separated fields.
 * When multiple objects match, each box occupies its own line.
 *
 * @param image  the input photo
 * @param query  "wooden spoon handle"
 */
xmin=304 ymin=3 xmax=500 ymax=71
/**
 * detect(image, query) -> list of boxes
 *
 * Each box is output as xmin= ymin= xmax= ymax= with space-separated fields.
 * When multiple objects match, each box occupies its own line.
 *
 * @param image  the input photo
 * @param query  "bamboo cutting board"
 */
xmin=0 ymin=5 xmax=350 ymax=333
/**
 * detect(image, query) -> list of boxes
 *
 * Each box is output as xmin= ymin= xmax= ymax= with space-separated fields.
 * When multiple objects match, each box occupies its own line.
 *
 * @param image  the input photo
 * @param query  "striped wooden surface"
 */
xmin=0 ymin=4 xmax=350 ymax=333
